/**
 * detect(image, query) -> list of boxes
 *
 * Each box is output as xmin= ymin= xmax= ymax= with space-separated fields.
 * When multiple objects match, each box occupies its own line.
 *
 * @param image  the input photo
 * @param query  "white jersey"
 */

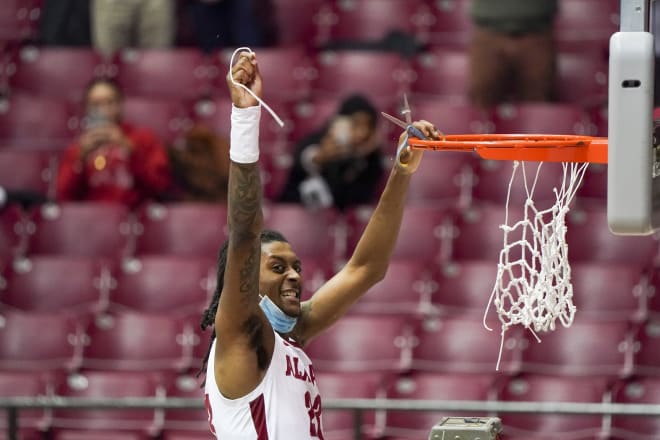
xmin=204 ymin=331 xmax=324 ymax=439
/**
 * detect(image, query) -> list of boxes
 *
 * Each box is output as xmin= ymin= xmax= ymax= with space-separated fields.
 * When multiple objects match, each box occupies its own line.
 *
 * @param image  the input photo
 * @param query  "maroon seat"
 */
xmin=9 ymin=47 xmax=106 ymax=101
xmin=0 ymin=370 xmax=54 ymax=438
xmin=406 ymin=151 xmax=476 ymax=206
xmin=109 ymin=255 xmax=215 ymax=316
xmin=556 ymin=52 xmax=609 ymax=107
xmin=304 ymin=314 xmax=415 ymax=373
xmin=631 ymin=318 xmax=660 ymax=377
xmin=497 ymin=374 xmax=609 ymax=440
xmin=425 ymin=0 xmax=473 ymax=48
xmin=122 ymin=96 xmax=192 ymax=143
xmin=272 ymin=0 xmax=326 ymax=47
xmin=610 ymin=376 xmax=660 ymax=439
xmin=383 ymin=371 xmax=495 ymax=439
xmin=50 ymin=370 xmax=163 ymax=440
xmin=0 ymin=310 xmax=84 ymax=372
xmin=81 ymin=311 xmax=194 ymax=372
xmin=491 ymin=102 xmax=591 ymax=135
xmin=0 ymin=0 xmax=42 ymax=41
xmin=411 ymin=315 xmax=523 ymax=375
xmin=2 ymin=256 xmax=108 ymax=316
xmin=287 ymin=96 xmax=341 ymax=145
xmin=0 ymin=95 xmax=76 ymax=149
xmin=0 ymin=204 xmax=27 ymax=259
xmin=115 ymin=48 xmax=214 ymax=100
xmin=431 ymin=260 xmax=500 ymax=318
xmin=554 ymin=0 xmax=619 ymax=51
xmin=25 ymin=202 xmax=132 ymax=258
xmin=0 ymin=149 xmax=56 ymax=196
xmin=409 ymin=49 xmax=470 ymax=101
xmin=133 ymin=202 xmax=228 ymax=258
xmin=162 ymin=374 xmax=209 ymax=434
xmin=405 ymin=98 xmax=493 ymax=135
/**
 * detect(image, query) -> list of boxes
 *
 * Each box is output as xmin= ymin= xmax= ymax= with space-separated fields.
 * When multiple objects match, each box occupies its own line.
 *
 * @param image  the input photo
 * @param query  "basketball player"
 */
xmin=199 ymin=51 xmax=440 ymax=438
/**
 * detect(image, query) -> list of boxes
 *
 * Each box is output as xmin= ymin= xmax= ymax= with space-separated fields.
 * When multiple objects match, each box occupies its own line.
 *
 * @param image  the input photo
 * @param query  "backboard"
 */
xmin=608 ymin=0 xmax=660 ymax=234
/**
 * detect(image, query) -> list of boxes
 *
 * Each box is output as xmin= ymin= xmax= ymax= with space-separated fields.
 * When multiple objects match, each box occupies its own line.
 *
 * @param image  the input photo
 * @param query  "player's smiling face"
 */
xmin=259 ymin=241 xmax=303 ymax=317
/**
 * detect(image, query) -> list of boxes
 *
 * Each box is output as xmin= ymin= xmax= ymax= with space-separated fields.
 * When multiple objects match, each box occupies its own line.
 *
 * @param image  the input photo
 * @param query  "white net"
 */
xmin=484 ymin=161 xmax=589 ymax=370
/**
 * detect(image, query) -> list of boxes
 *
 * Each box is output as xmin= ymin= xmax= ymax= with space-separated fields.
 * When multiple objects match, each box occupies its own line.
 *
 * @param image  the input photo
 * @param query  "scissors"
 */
xmin=381 ymin=94 xmax=429 ymax=159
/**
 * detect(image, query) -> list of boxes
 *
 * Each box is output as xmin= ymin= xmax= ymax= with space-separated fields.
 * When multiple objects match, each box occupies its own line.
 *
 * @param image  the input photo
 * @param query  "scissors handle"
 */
xmin=407 ymin=124 xmax=428 ymax=140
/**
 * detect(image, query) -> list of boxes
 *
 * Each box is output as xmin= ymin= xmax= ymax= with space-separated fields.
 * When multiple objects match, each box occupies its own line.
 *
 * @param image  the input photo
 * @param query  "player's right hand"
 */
xmin=396 ymin=120 xmax=439 ymax=175
xmin=227 ymin=51 xmax=263 ymax=109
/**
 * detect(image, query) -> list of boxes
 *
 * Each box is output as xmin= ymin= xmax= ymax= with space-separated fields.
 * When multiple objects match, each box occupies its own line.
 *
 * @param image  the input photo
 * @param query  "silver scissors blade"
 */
xmin=401 ymin=93 xmax=412 ymax=125
xmin=381 ymin=111 xmax=408 ymax=131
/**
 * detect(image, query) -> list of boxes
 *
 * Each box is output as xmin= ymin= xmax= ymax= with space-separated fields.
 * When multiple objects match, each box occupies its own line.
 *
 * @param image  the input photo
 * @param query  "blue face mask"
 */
xmin=259 ymin=294 xmax=298 ymax=334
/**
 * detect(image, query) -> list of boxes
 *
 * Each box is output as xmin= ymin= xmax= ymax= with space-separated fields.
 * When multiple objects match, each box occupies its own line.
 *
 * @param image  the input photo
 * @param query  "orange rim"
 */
xmin=408 ymin=135 xmax=608 ymax=164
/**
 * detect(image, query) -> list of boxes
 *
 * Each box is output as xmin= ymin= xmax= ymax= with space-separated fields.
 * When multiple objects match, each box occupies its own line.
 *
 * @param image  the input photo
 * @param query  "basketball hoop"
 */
xmin=410 ymin=134 xmax=608 ymax=370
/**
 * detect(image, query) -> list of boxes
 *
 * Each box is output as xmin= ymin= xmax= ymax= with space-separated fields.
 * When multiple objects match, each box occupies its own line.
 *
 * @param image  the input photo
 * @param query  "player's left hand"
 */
xmin=395 ymin=120 xmax=439 ymax=175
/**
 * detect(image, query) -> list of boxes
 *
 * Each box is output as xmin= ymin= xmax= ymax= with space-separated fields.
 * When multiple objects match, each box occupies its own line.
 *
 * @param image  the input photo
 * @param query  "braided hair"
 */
xmin=198 ymin=229 xmax=289 ymax=384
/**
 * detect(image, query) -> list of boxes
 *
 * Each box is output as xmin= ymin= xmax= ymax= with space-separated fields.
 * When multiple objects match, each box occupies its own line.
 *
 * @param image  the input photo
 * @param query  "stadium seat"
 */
xmin=272 ymin=0 xmax=326 ymax=47
xmin=425 ymin=0 xmax=473 ymax=48
xmin=631 ymin=318 xmax=660 ymax=377
xmin=565 ymin=204 xmax=659 ymax=265
xmin=0 ymin=0 xmax=42 ymax=42
xmin=350 ymin=258 xmax=435 ymax=316
xmin=310 ymin=50 xmax=408 ymax=103
xmin=383 ymin=371 xmax=495 ymax=439
xmin=610 ymin=376 xmax=660 ymax=439
xmin=9 ymin=47 xmax=106 ymax=101
xmin=50 ymin=370 xmax=163 ymax=439
xmin=554 ymin=0 xmax=619 ymax=51
xmin=406 ymin=151 xmax=477 ymax=206
xmin=161 ymin=374 xmax=209 ymax=435
xmin=0 ymin=310 xmax=84 ymax=372
xmin=295 ymin=254 xmax=333 ymax=300
xmin=409 ymin=49 xmax=470 ymax=101
xmin=411 ymin=315 xmax=523 ymax=375
xmin=519 ymin=318 xmax=634 ymax=378
xmin=215 ymin=46 xmax=314 ymax=102
xmin=81 ymin=311 xmax=194 ymax=372
xmin=260 ymin=148 xmax=294 ymax=201
xmin=1 ymin=256 xmax=109 ymax=316
xmin=115 ymin=48 xmax=214 ymax=100
xmin=25 ymin=202 xmax=132 ymax=258
xmin=431 ymin=260 xmax=500 ymax=318
xmin=122 ymin=96 xmax=193 ymax=144
xmin=315 ymin=370 xmax=386 ymax=439
xmin=109 ymin=255 xmax=215 ymax=316
xmin=304 ymin=314 xmax=415 ymax=373
xmin=0 ymin=94 xmax=76 ymax=149
xmin=405 ymin=98 xmax=493 ymax=135
xmin=133 ymin=202 xmax=228 ymax=258
xmin=263 ymin=203 xmax=340 ymax=258
xmin=346 ymin=204 xmax=454 ymax=265
xmin=0 ymin=149 xmax=56 ymax=196
xmin=0 ymin=204 xmax=27 ymax=259
xmin=491 ymin=102 xmax=591 ymax=135
xmin=570 ymin=262 xmax=647 ymax=323
xmin=325 ymin=0 xmax=429 ymax=43
xmin=0 ymin=370 xmax=54 ymax=439
xmin=496 ymin=374 xmax=609 ymax=440
xmin=556 ymin=52 xmax=609 ymax=107
xmin=287 ymin=96 xmax=341 ymax=145
xmin=576 ymin=163 xmax=607 ymax=202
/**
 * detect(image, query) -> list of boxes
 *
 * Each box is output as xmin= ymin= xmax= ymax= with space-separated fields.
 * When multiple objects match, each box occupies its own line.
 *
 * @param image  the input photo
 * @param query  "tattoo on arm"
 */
xmin=229 ymin=163 xmax=261 ymax=229
xmin=239 ymin=245 xmax=260 ymax=302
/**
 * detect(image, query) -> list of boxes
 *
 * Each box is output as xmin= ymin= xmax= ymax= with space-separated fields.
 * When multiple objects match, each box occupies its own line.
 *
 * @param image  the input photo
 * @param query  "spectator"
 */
xmin=56 ymin=77 xmax=171 ymax=206
xmin=468 ymin=0 xmax=558 ymax=107
xmin=91 ymin=0 xmax=175 ymax=57
xmin=167 ymin=124 xmax=230 ymax=202
xmin=188 ymin=0 xmax=278 ymax=53
xmin=278 ymin=94 xmax=384 ymax=211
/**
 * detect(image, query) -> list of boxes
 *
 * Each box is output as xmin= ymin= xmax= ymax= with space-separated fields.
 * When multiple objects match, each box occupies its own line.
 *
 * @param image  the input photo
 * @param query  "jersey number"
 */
xmin=305 ymin=391 xmax=324 ymax=439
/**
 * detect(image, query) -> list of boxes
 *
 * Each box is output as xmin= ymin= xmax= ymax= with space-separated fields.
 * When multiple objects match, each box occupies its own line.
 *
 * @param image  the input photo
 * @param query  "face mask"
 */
xmin=259 ymin=294 xmax=298 ymax=333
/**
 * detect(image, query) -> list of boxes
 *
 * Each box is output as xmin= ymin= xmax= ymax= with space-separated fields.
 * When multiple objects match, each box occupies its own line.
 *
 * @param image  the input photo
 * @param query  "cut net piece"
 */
xmin=484 ymin=161 xmax=589 ymax=370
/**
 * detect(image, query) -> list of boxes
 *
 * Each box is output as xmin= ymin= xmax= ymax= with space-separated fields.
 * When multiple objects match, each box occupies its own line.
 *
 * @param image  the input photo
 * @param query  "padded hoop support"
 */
xmin=408 ymin=135 xmax=608 ymax=164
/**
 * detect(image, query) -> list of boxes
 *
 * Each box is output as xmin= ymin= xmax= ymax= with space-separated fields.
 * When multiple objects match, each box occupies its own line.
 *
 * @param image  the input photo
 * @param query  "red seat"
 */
xmin=610 ymin=376 xmax=660 ymax=439
xmin=570 ymin=262 xmax=647 ymax=323
xmin=263 ymin=203 xmax=339 ymax=258
xmin=406 ymin=151 xmax=476 ymax=206
xmin=351 ymin=258 xmax=435 ymax=316
xmin=287 ymin=96 xmax=341 ymax=145
xmin=346 ymin=204 xmax=454 ymax=264
xmin=632 ymin=318 xmax=660 ymax=376
xmin=25 ymin=202 xmax=132 ymax=258
xmin=411 ymin=315 xmax=523 ymax=374
xmin=425 ymin=0 xmax=473 ymax=48
xmin=326 ymin=0 xmax=428 ymax=43
xmin=0 ymin=310 xmax=84 ymax=372
xmin=315 ymin=370 xmax=385 ymax=439
xmin=9 ymin=47 xmax=106 ymax=101
xmin=0 ymin=149 xmax=56 ymax=195
xmin=310 ymin=51 xmax=408 ymax=103
xmin=577 ymin=163 xmax=608 ymax=202
xmin=492 ymin=102 xmax=591 ymax=135
xmin=2 ymin=256 xmax=108 ymax=316
xmin=122 ymin=97 xmax=192 ymax=143
xmin=272 ymin=0 xmax=326 ymax=47
xmin=134 ymin=202 xmax=228 ymax=258
xmin=383 ymin=372 xmax=495 ymax=439
xmin=260 ymin=148 xmax=294 ymax=201
xmin=0 ymin=0 xmax=42 ymax=41
xmin=81 ymin=311 xmax=194 ymax=372
xmin=409 ymin=49 xmax=470 ymax=101
xmin=556 ymin=52 xmax=609 ymax=107
xmin=431 ymin=260 xmax=500 ymax=318
xmin=162 ymin=374 xmax=209 ymax=435
xmin=304 ymin=314 xmax=415 ymax=373
xmin=519 ymin=318 xmax=634 ymax=378
xmin=295 ymin=254 xmax=333 ymax=300
xmin=554 ymin=0 xmax=619 ymax=51
xmin=50 ymin=370 xmax=162 ymax=439
xmin=406 ymin=98 xmax=493 ymax=135
xmin=497 ymin=374 xmax=609 ymax=440
xmin=115 ymin=48 xmax=214 ymax=100
xmin=566 ymin=204 xmax=659 ymax=265
xmin=110 ymin=256 xmax=215 ymax=316
xmin=0 ymin=95 xmax=76 ymax=149
xmin=0 ymin=371 xmax=54 ymax=437
xmin=0 ymin=204 xmax=27 ymax=259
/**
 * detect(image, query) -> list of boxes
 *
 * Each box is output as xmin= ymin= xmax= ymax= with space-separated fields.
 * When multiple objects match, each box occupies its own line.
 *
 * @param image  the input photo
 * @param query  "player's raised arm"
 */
xmin=295 ymin=120 xmax=440 ymax=344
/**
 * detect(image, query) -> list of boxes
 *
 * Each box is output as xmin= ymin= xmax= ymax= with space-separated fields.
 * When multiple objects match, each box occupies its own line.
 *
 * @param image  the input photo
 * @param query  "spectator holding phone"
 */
xmin=56 ymin=77 xmax=171 ymax=206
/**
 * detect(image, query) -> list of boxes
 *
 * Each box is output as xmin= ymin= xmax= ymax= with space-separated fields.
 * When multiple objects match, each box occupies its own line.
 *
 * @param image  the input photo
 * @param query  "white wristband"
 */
xmin=230 ymin=104 xmax=261 ymax=163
